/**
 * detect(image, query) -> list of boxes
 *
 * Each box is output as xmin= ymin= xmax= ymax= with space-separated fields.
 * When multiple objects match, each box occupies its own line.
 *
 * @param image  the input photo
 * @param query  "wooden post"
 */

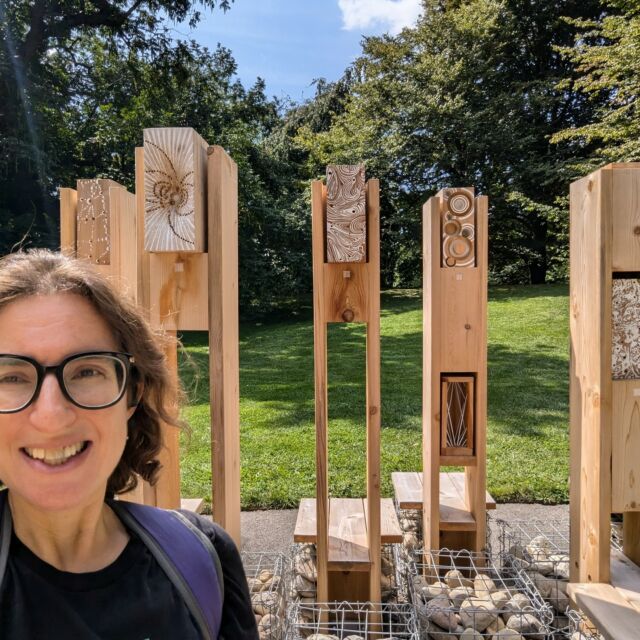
xmin=311 ymin=180 xmax=329 ymax=604
xmin=310 ymin=170 xmax=383 ymax=606
xmin=59 ymin=188 xmax=78 ymax=254
xmin=570 ymin=163 xmax=640 ymax=583
xmin=365 ymin=179 xmax=382 ymax=605
xmin=208 ymin=145 xmax=241 ymax=547
xmin=423 ymin=189 xmax=488 ymax=552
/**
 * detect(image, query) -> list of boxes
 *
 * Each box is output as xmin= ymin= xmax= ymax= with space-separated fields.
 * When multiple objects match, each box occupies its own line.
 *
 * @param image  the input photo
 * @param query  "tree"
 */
xmin=295 ymin=0 xmax=602 ymax=284
xmin=0 ymin=0 xmax=232 ymax=254
xmin=553 ymin=0 xmax=640 ymax=167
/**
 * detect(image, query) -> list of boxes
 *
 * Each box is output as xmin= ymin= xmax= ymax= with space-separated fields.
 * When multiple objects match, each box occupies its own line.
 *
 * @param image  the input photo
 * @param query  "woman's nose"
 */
xmin=28 ymin=372 xmax=75 ymax=430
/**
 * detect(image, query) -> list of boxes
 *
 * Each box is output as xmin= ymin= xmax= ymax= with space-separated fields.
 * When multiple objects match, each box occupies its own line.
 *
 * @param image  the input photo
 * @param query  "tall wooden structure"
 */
xmin=293 ymin=166 xmax=402 ymax=605
xmin=422 ymin=187 xmax=489 ymax=552
xmin=59 ymin=131 xmax=242 ymax=545
xmin=568 ymin=163 xmax=640 ymax=638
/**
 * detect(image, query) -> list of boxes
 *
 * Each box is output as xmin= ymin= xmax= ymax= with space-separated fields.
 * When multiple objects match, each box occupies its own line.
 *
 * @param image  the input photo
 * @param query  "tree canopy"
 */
xmin=2 ymin=0 xmax=639 ymax=312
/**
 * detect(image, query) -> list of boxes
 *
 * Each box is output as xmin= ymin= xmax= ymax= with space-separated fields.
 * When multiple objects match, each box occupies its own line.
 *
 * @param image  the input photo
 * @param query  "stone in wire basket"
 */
xmin=242 ymin=551 xmax=289 ymax=640
xmin=289 ymin=543 xmax=405 ymax=604
xmin=285 ymin=600 xmax=420 ymax=640
xmin=409 ymin=548 xmax=553 ymax=638
xmin=497 ymin=518 xmax=572 ymax=631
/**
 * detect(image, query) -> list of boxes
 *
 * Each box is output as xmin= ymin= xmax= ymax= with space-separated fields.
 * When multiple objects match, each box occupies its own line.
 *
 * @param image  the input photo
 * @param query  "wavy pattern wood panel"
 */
xmin=76 ymin=179 xmax=119 ymax=264
xmin=326 ymin=164 xmax=366 ymax=263
xmin=441 ymin=187 xmax=476 ymax=268
xmin=143 ymin=127 xmax=207 ymax=252
xmin=613 ymin=278 xmax=640 ymax=380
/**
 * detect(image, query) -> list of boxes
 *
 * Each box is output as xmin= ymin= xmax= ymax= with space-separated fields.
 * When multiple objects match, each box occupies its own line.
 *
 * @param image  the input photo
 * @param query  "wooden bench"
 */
xmin=568 ymin=551 xmax=640 ymax=640
xmin=392 ymin=471 xmax=495 ymax=530
xmin=293 ymin=497 xmax=402 ymax=571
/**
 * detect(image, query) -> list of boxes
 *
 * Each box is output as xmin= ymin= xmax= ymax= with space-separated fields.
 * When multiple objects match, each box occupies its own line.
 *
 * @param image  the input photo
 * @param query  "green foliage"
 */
xmin=294 ymin=0 xmax=602 ymax=285
xmin=553 ymin=0 xmax=640 ymax=167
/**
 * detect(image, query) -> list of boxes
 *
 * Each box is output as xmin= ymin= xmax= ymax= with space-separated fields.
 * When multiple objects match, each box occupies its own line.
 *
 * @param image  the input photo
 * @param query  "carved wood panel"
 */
xmin=612 ymin=278 xmax=640 ymax=380
xmin=143 ymin=127 xmax=207 ymax=252
xmin=76 ymin=179 xmax=120 ymax=264
xmin=326 ymin=164 xmax=366 ymax=263
xmin=441 ymin=187 xmax=476 ymax=268
xmin=440 ymin=375 xmax=475 ymax=457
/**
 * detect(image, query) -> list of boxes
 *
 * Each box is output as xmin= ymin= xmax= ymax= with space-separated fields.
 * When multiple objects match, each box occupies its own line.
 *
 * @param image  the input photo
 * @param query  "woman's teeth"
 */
xmin=24 ymin=442 xmax=87 ymax=466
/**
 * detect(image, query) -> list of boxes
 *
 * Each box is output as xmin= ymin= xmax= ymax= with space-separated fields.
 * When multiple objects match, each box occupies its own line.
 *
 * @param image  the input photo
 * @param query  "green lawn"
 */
xmin=179 ymin=284 xmax=570 ymax=509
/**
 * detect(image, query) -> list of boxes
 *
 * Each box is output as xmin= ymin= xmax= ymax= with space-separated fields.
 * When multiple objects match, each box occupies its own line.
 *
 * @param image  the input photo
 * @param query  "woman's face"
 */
xmin=0 ymin=293 xmax=134 ymax=513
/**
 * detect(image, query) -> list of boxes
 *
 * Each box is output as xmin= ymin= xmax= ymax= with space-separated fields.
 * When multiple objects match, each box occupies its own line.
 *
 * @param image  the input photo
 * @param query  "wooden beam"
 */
xmin=365 ymin=178 xmax=381 ymax=605
xmin=59 ymin=187 xmax=77 ymax=254
xmin=569 ymin=168 xmax=612 ymax=584
xmin=311 ymin=179 xmax=329 ymax=604
xmin=208 ymin=146 xmax=241 ymax=547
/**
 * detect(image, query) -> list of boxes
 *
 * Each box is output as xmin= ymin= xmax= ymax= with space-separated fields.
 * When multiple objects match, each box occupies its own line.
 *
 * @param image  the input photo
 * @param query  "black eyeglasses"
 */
xmin=0 ymin=352 xmax=135 ymax=413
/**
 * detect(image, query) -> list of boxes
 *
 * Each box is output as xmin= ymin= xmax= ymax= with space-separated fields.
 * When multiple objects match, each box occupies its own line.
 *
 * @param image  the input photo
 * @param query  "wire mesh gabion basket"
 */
xmin=285 ymin=601 xmax=420 ymax=639
xmin=242 ymin=551 xmax=289 ymax=640
xmin=408 ymin=548 xmax=553 ymax=638
xmin=566 ymin=608 xmax=605 ymax=640
xmin=497 ymin=518 xmax=572 ymax=632
xmin=288 ymin=543 xmax=405 ymax=604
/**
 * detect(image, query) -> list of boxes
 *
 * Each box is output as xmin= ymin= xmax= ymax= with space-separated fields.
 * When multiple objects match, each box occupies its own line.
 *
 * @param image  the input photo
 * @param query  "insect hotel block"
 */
xmin=143 ymin=127 xmax=208 ymax=252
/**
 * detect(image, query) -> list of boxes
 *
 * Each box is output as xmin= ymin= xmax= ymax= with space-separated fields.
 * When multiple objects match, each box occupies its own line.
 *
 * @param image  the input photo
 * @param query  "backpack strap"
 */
xmin=110 ymin=500 xmax=223 ymax=640
xmin=0 ymin=490 xmax=11 ymax=588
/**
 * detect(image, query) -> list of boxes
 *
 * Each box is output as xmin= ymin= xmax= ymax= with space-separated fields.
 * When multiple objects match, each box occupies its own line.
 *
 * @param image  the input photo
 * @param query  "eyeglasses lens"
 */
xmin=63 ymin=355 xmax=126 ymax=408
xmin=0 ymin=358 xmax=38 ymax=412
xmin=0 ymin=355 xmax=127 ymax=411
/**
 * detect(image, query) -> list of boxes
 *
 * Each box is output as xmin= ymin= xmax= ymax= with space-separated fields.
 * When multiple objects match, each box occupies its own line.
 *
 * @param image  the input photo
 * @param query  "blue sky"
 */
xmin=170 ymin=0 xmax=422 ymax=103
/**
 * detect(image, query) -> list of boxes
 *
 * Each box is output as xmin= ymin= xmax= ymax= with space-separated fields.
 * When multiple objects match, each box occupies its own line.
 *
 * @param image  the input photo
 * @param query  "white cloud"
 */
xmin=338 ymin=0 xmax=422 ymax=35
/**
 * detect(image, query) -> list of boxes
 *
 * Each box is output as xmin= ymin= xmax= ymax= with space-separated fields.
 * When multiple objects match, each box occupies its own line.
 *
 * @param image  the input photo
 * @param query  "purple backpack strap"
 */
xmin=111 ymin=500 xmax=223 ymax=640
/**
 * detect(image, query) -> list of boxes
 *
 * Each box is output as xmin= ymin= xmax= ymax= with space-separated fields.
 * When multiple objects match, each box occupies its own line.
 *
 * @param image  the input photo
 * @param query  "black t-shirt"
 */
xmin=0 ymin=510 xmax=258 ymax=640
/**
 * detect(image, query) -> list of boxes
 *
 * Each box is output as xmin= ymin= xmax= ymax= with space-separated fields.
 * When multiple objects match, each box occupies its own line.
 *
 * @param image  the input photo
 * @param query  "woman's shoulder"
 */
xmin=173 ymin=509 xmax=238 ymax=558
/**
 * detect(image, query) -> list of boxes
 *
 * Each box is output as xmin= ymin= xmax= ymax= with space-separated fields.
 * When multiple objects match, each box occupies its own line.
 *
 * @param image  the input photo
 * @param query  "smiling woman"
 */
xmin=0 ymin=250 xmax=257 ymax=640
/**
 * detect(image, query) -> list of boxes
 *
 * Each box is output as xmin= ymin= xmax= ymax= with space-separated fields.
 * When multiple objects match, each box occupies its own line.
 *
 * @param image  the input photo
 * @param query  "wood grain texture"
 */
xmin=149 ymin=253 xmax=209 ymax=331
xmin=612 ymin=380 xmax=640 ymax=512
xmin=292 ymin=498 xmax=401 ymax=543
xmin=568 ymin=581 xmax=640 ymax=640
xmin=326 ymin=164 xmax=366 ymax=263
xmin=612 ymin=278 xmax=640 ymax=380
xmin=622 ymin=514 xmax=640 ymax=568
xmin=441 ymin=187 xmax=476 ymax=268
xmin=154 ymin=330 xmax=182 ymax=509
xmin=392 ymin=471 xmax=496 ymax=510
xmin=365 ymin=178 xmax=381 ymax=605
xmin=76 ymin=178 xmax=120 ymax=264
xmin=423 ymin=195 xmax=441 ymax=550
xmin=143 ymin=127 xmax=207 ymax=252
xmin=423 ymin=191 xmax=487 ymax=552
xmin=311 ymin=179 xmax=329 ymax=604
xmin=208 ymin=145 xmax=241 ymax=547
xmin=611 ymin=168 xmax=640 ymax=272
xmin=59 ymin=187 xmax=77 ymax=254
xmin=569 ymin=167 xmax=612 ymax=584
xmin=135 ymin=147 xmax=151 ymax=316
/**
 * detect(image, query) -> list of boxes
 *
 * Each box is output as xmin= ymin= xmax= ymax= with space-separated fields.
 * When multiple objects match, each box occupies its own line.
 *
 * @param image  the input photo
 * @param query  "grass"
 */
xmin=179 ymin=283 xmax=570 ymax=509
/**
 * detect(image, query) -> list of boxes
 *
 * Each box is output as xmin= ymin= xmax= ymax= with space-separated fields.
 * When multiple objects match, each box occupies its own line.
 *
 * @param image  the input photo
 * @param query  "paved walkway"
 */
xmin=239 ymin=503 xmax=569 ymax=554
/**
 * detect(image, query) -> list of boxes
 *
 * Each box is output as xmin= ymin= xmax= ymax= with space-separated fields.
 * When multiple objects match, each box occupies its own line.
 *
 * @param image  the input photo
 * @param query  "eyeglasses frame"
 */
xmin=0 ymin=351 xmax=136 ymax=414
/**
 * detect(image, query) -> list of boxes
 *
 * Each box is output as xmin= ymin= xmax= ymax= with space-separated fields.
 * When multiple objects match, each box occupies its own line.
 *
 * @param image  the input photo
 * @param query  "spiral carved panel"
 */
xmin=76 ymin=179 xmax=119 ymax=264
xmin=612 ymin=278 xmax=640 ymax=380
xmin=143 ymin=127 xmax=207 ymax=252
xmin=441 ymin=187 xmax=476 ymax=268
xmin=326 ymin=164 xmax=366 ymax=263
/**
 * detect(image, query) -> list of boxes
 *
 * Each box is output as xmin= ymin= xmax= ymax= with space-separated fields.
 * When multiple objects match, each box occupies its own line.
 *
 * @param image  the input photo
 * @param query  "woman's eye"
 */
xmin=73 ymin=368 xmax=105 ymax=379
xmin=0 ymin=375 xmax=29 ymax=384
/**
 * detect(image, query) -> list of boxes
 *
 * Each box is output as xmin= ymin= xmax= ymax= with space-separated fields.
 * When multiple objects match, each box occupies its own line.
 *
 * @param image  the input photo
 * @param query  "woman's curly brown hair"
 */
xmin=0 ymin=249 xmax=183 ymax=495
